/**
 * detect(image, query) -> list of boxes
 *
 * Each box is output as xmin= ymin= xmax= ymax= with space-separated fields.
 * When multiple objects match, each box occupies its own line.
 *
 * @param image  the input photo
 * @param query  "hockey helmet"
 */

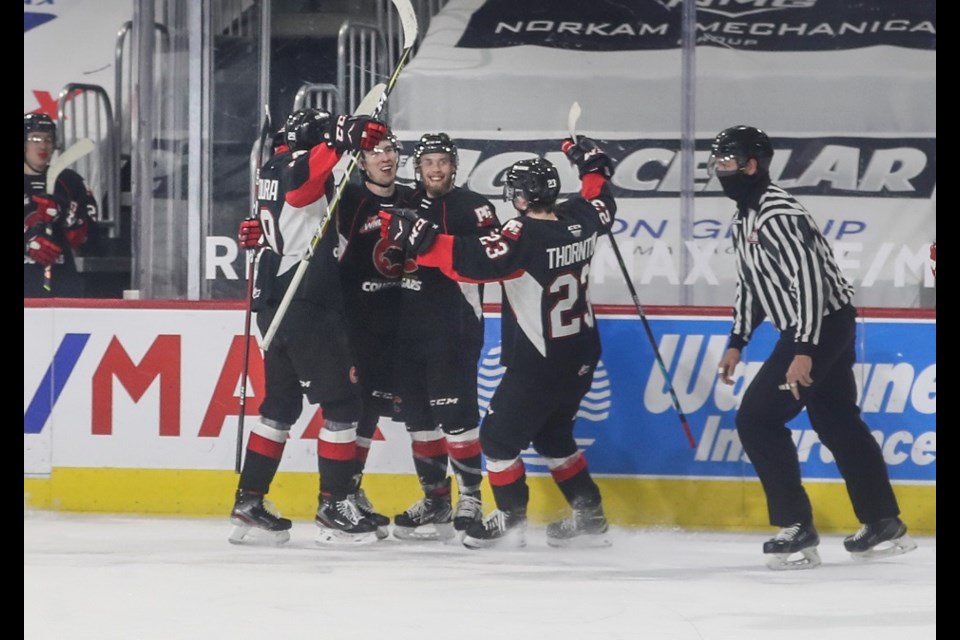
xmin=283 ymin=108 xmax=331 ymax=152
xmin=24 ymin=112 xmax=56 ymax=144
xmin=707 ymin=125 xmax=773 ymax=176
xmin=413 ymin=132 xmax=457 ymax=169
xmin=504 ymin=157 xmax=560 ymax=209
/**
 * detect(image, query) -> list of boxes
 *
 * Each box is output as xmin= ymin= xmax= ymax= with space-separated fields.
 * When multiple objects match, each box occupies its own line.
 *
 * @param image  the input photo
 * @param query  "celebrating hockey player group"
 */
xmin=227 ymin=104 xmax=618 ymax=550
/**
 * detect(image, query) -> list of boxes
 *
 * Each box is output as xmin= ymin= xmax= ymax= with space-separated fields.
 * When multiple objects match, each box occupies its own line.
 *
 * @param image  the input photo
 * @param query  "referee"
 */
xmin=710 ymin=126 xmax=916 ymax=570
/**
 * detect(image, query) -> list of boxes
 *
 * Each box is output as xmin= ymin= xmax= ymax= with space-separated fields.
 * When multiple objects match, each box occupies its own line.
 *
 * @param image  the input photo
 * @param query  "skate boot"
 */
xmin=453 ymin=491 xmax=483 ymax=540
xmin=350 ymin=487 xmax=390 ymax=540
xmin=546 ymin=503 xmax=611 ymax=548
xmin=228 ymin=490 xmax=292 ymax=545
xmin=763 ymin=522 xmax=821 ymax=570
xmin=844 ymin=517 xmax=917 ymax=560
xmin=393 ymin=479 xmax=454 ymax=541
xmin=462 ymin=508 xmax=527 ymax=549
xmin=315 ymin=495 xmax=379 ymax=546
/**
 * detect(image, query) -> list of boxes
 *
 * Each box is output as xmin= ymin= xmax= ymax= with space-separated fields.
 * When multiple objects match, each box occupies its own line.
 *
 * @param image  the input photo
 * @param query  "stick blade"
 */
xmin=391 ymin=0 xmax=419 ymax=49
xmin=567 ymin=101 xmax=582 ymax=141
xmin=355 ymin=83 xmax=387 ymax=116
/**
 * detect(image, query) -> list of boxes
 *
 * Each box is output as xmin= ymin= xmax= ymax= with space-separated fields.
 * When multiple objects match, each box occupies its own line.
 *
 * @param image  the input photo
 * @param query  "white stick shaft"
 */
xmin=46 ymin=138 xmax=95 ymax=192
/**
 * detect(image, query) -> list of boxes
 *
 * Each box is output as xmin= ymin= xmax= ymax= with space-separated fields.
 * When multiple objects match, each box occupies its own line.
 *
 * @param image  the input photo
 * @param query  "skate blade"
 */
xmin=392 ymin=522 xmax=455 ymax=542
xmin=850 ymin=534 xmax=918 ymax=560
xmin=462 ymin=530 xmax=527 ymax=550
xmin=314 ymin=527 xmax=379 ymax=546
xmin=228 ymin=524 xmax=291 ymax=546
xmin=765 ymin=546 xmax=821 ymax=571
xmin=546 ymin=533 xmax=612 ymax=549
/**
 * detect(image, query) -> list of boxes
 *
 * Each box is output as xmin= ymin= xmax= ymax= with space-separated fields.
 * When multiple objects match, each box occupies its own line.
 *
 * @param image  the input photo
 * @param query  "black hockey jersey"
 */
xmin=252 ymin=144 xmax=344 ymax=311
xmin=24 ymin=168 xmax=99 ymax=297
xmin=398 ymin=186 xmax=499 ymax=343
xmin=418 ymin=174 xmax=617 ymax=373
xmin=337 ymin=181 xmax=415 ymax=334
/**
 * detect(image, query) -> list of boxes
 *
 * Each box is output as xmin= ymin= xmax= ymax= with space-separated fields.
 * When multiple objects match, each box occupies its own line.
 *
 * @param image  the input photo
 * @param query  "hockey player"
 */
xmin=379 ymin=137 xmax=617 ymax=549
xmin=389 ymin=133 xmax=500 ymax=541
xmin=710 ymin=125 xmax=916 ymax=569
xmin=23 ymin=113 xmax=99 ymax=298
xmin=229 ymin=107 xmax=388 ymax=546
xmin=336 ymin=129 xmax=415 ymax=539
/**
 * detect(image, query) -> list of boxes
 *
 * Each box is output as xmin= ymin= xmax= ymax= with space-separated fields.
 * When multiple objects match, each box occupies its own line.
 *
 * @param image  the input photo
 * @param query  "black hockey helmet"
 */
xmin=708 ymin=125 xmax=773 ymax=176
xmin=504 ymin=157 xmax=561 ymax=209
xmin=24 ymin=112 xmax=56 ymax=143
xmin=283 ymin=108 xmax=331 ymax=152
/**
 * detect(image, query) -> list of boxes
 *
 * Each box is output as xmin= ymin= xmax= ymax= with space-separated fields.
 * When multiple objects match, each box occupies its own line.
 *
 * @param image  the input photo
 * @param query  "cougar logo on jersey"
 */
xmin=257 ymin=178 xmax=279 ymax=201
xmin=373 ymin=237 xmax=414 ymax=278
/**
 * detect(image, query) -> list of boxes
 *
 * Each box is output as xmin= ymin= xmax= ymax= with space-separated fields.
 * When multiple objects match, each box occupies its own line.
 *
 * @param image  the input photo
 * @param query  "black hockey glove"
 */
xmin=562 ymin=137 xmax=615 ymax=179
xmin=378 ymin=208 xmax=439 ymax=255
xmin=325 ymin=115 xmax=389 ymax=153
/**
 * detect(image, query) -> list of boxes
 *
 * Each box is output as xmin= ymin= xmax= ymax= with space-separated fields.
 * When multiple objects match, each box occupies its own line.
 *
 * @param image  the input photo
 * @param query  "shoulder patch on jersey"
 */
xmin=501 ymin=218 xmax=523 ymax=240
xmin=474 ymin=204 xmax=497 ymax=227
xmin=568 ymin=223 xmax=583 ymax=238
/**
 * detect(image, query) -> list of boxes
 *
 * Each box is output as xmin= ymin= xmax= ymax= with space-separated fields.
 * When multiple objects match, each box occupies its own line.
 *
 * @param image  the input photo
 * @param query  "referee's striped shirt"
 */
xmin=728 ymin=183 xmax=854 ymax=355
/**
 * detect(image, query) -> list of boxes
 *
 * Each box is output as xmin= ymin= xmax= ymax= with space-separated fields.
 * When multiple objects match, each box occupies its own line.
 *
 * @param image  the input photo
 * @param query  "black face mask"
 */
xmin=718 ymin=171 xmax=764 ymax=202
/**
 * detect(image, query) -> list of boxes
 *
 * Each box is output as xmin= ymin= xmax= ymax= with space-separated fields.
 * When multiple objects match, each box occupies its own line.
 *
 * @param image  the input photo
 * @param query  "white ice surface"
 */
xmin=24 ymin=511 xmax=935 ymax=640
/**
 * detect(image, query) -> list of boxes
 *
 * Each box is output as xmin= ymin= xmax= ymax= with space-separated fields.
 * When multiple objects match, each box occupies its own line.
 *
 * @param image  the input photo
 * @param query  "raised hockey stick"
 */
xmin=41 ymin=137 xmax=96 ymax=291
xmin=260 ymin=0 xmax=418 ymax=351
xmin=567 ymin=102 xmax=696 ymax=448
xmin=235 ymin=106 xmax=273 ymax=474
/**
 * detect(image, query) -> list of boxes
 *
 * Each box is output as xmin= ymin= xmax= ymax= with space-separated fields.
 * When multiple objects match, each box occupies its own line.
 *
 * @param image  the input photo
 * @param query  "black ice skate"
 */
xmin=453 ymin=492 xmax=483 ymax=538
xmin=546 ymin=503 xmax=611 ymax=548
xmin=315 ymin=496 xmax=379 ymax=546
xmin=763 ymin=522 xmax=821 ymax=570
xmin=844 ymin=517 xmax=918 ymax=560
xmin=350 ymin=487 xmax=390 ymax=540
xmin=228 ymin=490 xmax=292 ymax=546
xmin=393 ymin=480 xmax=454 ymax=541
xmin=462 ymin=509 xmax=527 ymax=549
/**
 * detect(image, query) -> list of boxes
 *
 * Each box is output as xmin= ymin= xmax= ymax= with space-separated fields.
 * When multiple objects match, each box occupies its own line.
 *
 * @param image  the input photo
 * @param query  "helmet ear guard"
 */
xmin=708 ymin=125 xmax=773 ymax=177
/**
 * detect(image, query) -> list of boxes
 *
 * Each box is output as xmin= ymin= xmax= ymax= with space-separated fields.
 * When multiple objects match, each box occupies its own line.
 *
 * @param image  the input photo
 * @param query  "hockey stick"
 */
xmin=41 ymin=137 xmax=96 ymax=291
xmin=236 ymin=106 xmax=273 ymax=474
xmin=567 ymin=102 xmax=696 ymax=448
xmin=260 ymin=0 xmax=418 ymax=351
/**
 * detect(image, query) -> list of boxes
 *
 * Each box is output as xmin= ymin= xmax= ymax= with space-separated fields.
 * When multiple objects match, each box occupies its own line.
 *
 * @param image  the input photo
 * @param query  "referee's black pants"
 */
xmin=735 ymin=305 xmax=901 ymax=527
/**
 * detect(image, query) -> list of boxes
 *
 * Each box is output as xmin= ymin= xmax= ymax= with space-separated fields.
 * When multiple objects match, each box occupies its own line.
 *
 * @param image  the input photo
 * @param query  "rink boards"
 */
xmin=23 ymin=301 xmax=936 ymax=534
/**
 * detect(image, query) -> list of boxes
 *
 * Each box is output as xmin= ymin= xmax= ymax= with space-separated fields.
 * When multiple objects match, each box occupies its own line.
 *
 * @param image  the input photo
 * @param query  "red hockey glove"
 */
xmin=26 ymin=233 xmax=62 ymax=266
xmin=562 ymin=137 xmax=615 ymax=179
xmin=326 ymin=115 xmax=388 ymax=153
xmin=238 ymin=218 xmax=263 ymax=249
xmin=24 ymin=194 xmax=61 ymax=230
xmin=379 ymin=208 xmax=438 ymax=255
